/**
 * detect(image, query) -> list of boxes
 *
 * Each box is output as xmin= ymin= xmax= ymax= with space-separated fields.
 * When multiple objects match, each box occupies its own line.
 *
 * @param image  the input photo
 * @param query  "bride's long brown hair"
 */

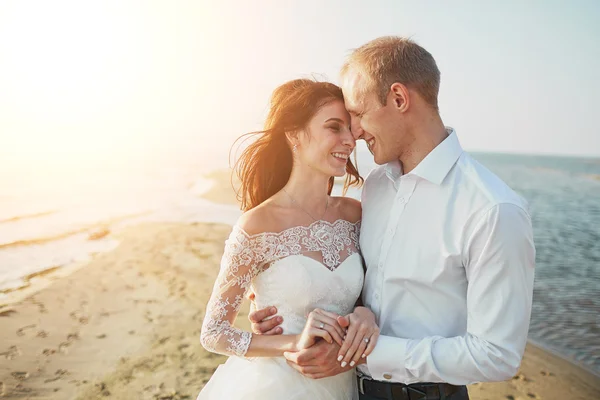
xmin=233 ymin=79 xmax=363 ymax=212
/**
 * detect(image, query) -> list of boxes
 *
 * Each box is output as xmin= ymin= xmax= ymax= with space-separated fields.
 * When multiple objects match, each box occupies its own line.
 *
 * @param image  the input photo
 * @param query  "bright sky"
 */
xmin=1 ymin=0 xmax=599 ymax=173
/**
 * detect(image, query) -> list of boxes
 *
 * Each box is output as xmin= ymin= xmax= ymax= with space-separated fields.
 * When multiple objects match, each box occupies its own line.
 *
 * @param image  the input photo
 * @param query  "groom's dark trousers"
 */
xmin=357 ymin=378 xmax=469 ymax=400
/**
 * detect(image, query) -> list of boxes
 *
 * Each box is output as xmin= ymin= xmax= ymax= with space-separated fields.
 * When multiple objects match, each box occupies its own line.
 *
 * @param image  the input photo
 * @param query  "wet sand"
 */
xmin=0 ymin=170 xmax=598 ymax=399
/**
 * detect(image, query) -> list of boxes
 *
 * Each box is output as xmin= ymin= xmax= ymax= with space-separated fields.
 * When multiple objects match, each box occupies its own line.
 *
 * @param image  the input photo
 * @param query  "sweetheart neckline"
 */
xmin=268 ymin=252 xmax=362 ymax=273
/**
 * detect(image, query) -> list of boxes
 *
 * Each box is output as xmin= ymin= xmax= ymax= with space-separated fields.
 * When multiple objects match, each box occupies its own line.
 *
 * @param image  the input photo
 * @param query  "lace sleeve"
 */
xmin=200 ymin=226 xmax=266 ymax=357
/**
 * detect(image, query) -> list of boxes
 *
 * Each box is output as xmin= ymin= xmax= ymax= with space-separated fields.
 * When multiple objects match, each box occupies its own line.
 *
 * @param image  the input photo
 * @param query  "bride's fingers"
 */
xmin=313 ymin=308 xmax=346 ymax=335
xmin=308 ymin=326 xmax=333 ymax=345
xmin=362 ymin=330 xmax=379 ymax=358
xmin=350 ymin=331 xmax=374 ymax=367
xmin=319 ymin=324 xmax=343 ymax=346
xmin=337 ymin=323 xmax=358 ymax=365
xmin=309 ymin=317 xmax=343 ymax=346
xmin=262 ymin=326 xmax=283 ymax=335
xmin=341 ymin=325 xmax=368 ymax=367
xmin=312 ymin=313 xmax=345 ymax=341
xmin=313 ymin=308 xmax=343 ymax=323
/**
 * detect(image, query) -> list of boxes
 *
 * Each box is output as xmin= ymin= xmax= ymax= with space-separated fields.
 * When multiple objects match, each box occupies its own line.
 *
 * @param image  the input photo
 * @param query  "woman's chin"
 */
xmin=331 ymin=168 xmax=347 ymax=178
xmin=326 ymin=161 xmax=349 ymax=177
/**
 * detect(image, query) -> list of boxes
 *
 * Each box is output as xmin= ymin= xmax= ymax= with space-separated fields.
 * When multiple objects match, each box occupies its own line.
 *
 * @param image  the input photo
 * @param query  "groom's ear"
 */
xmin=389 ymin=83 xmax=410 ymax=112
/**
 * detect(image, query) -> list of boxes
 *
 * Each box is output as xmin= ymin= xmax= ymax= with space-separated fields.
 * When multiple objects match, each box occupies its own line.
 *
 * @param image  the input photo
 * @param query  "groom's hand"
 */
xmin=248 ymin=305 xmax=284 ymax=335
xmin=283 ymin=340 xmax=360 ymax=379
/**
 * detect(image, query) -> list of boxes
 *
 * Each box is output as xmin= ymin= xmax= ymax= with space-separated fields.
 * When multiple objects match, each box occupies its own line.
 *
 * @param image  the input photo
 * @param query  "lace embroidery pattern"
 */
xmin=235 ymin=219 xmax=361 ymax=271
xmin=200 ymin=219 xmax=360 ymax=357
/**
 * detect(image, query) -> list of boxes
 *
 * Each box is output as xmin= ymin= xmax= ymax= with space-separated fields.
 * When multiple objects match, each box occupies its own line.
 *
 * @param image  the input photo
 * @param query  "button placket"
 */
xmin=375 ymin=177 xmax=416 ymax=297
xmin=373 ymin=175 xmax=416 ymax=318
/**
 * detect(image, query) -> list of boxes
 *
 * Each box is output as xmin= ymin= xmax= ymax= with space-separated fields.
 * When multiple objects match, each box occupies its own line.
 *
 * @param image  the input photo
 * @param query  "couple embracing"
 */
xmin=197 ymin=36 xmax=535 ymax=400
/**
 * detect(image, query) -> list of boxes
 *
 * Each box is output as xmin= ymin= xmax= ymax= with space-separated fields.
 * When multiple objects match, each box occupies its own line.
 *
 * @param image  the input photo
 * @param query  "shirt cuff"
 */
xmin=366 ymin=334 xmax=411 ymax=382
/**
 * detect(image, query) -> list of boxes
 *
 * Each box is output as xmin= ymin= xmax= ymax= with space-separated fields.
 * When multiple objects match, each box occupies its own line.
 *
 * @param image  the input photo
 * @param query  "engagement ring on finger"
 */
xmin=364 ymin=338 xmax=369 ymax=343
xmin=319 ymin=323 xmax=324 ymax=329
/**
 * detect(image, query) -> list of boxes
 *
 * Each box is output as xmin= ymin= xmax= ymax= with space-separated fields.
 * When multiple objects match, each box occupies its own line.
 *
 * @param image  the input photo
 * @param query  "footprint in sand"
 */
xmin=56 ymin=332 xmax=81 ymax=354
xmin=11 ymin=371 xmax=29 ymax=381
xmin=512 ymin=373 xmax=530 ymax=382
xmin=16 ymin=324 xmax=36 ymax=337
xmin=58 ymin=342 xmax=70 ymax=354
xmin=44 ymin=369 xmax=69 ymax=384
xmin=29 ymin=299 xmax=47 ymax=313
xmin=158 ymin=336 xmax=170 ymax=345
xmin=527 ymin=393 xmax=541 ymax=399
xmin=42 ymin=348 xmax=56 ymax=356
xmin=0 ymin=345 xmax=22 ymax=360
xmin=95 ymin=382 xmax=111 ymax=397
xmin=144 ymin=311 xmax=154 ymax=323
xmin=37 ymin=330 xmax=49 ymax=338
xmin=69 ymin=311 xmax=89 ymax=324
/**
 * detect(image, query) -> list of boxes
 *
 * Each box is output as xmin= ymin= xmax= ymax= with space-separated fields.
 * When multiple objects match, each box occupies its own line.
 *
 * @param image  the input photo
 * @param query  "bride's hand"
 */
xmin=294 ymin=309 xmax=346 ymax=351
xmin=337 ymin=306 xmax=380 ymax=367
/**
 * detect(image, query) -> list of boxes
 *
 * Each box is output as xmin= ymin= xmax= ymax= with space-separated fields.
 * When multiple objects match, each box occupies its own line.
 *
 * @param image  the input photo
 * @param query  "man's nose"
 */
xmin=350 ymin=116 xmax=364 ymax=140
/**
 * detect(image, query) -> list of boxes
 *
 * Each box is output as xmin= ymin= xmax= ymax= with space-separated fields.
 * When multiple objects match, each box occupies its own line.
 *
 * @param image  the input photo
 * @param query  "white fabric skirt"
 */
xmin=197 ymin=356 xmax=358 ymax=400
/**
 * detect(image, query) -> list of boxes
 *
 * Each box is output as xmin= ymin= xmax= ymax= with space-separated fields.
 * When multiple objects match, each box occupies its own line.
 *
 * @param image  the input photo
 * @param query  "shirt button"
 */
xmin=374 ymin=293 xmax=380 ymax=299
xmin=378 ymin=262 xmax=383 ymax=268
xmin=383 ymin=373 xmax=392 ymax=380
xmin=386 ymin=228 xmax=393 ymax=235
xmin=398 ymin=197 xmax=406 ymax=204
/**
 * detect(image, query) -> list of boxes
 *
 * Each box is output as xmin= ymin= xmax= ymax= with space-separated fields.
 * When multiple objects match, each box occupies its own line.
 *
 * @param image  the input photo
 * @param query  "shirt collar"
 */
xmin=384 ymin=159 xmax=403 ymax=182
xmin=385 ymin=127 xmax=463 ymax=186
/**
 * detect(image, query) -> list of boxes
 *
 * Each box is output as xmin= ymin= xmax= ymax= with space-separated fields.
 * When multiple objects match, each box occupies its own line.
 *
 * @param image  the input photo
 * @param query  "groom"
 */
xmin=249 ymin=36 xmax=535 ymax=400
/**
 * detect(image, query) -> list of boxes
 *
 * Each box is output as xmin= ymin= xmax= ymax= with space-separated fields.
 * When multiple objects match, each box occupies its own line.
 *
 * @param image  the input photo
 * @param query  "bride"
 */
xmin=197 ymin=78 xmax=378 ymax=399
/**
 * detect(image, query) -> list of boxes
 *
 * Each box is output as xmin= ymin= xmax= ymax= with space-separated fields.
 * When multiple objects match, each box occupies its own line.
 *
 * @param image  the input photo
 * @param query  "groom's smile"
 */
xmin=364 ymin=136 xmax=376 ymax=154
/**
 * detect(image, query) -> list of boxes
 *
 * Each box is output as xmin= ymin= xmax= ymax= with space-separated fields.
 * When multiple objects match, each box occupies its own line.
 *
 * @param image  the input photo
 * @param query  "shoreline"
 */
xmin=0 ymin=169 xmax=598 ymax=399
xmin=527 ymin=337 xmax=600 ymax=380
xmin=0 ymin=169 xmax=240 ymax=309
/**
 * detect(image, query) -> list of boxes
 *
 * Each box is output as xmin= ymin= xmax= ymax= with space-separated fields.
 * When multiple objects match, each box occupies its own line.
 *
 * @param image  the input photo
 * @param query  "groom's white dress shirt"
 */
xmin=358 ymin=129 xmax=535 ymax=385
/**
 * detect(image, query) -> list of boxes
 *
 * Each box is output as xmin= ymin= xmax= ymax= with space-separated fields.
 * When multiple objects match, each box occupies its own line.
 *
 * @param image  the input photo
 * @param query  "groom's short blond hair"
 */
xmin=341 ymin=36 xmax=440 ymax=111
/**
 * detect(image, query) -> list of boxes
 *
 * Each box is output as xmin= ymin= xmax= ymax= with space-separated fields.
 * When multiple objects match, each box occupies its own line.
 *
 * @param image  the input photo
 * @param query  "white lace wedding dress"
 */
xmin=197 ymin=219 xmax=364 ymax=400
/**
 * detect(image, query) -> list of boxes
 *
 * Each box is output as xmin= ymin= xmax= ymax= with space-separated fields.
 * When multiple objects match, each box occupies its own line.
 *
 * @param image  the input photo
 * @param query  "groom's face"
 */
xmin=342 ymin=73 xmax=403 ymax=165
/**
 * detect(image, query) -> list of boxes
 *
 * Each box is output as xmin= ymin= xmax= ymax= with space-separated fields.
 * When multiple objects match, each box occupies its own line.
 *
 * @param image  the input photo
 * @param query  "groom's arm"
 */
xmin=365 ymin=203 xmax=535 ymax=385
xmin=248 ymin=305 xmax=284 ymax=335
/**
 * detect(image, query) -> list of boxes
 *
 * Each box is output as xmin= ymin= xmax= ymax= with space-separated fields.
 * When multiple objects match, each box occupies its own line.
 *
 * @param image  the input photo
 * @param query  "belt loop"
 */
xmin=438 ymin=384 xmax=446 ymax=400
xmin=401 ymin=386 xmax=409 ymax=400
xmin=385 ymin=383 xmax=394 ymax=400
xmin=358 ymin=376 xmax=365 ymax=395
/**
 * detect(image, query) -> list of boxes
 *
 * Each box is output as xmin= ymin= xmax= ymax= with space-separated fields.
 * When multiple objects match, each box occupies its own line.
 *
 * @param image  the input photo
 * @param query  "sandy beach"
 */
xmin=1 ymin=170 xmax=598 ymax=399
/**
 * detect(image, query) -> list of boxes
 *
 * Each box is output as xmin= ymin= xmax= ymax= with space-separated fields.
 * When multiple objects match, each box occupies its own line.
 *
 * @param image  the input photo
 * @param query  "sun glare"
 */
xmin=0 ymin=1 xmax=147 ymax=165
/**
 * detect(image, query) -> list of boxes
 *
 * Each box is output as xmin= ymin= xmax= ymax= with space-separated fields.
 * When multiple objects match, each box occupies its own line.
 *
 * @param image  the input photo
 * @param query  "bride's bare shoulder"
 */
xmin=236 ymin=200 xmax=287 ymax=236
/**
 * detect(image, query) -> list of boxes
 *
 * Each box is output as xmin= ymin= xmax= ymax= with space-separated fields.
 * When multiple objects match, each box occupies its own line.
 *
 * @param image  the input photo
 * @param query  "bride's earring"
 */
xmin=293 ymin=144 xmax=298 ymax=153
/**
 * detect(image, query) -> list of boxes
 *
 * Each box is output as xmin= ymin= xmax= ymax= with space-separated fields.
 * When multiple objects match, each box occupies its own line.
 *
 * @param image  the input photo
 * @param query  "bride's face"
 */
xmin=295 ymin=100 xmax=355 ymax=178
